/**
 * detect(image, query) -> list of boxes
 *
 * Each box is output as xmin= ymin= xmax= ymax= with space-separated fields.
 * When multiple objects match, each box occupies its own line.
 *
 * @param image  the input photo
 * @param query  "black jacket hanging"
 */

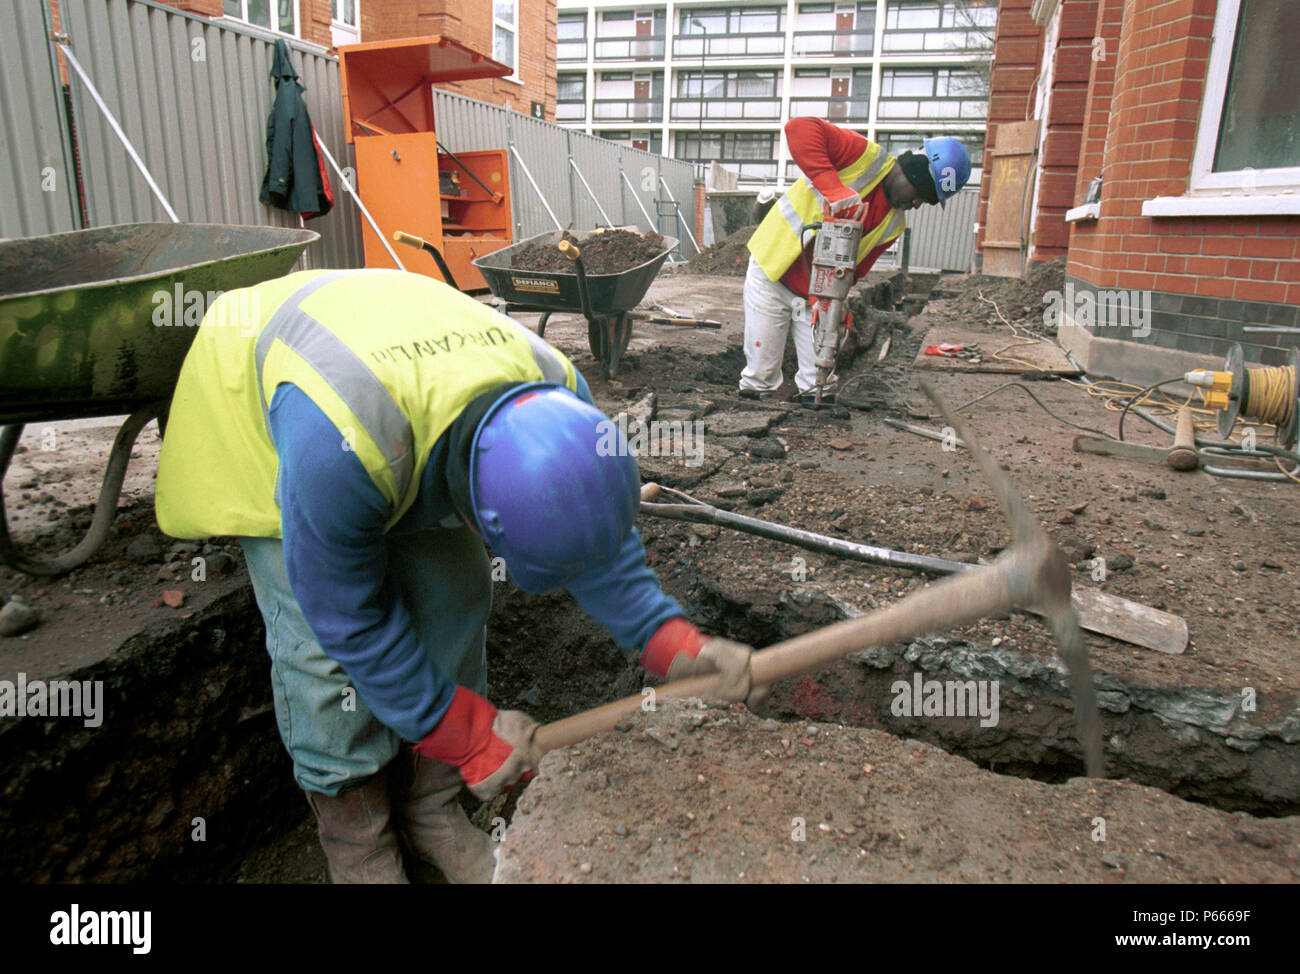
xmin=259 ymin=39 xmax=334 ymax=219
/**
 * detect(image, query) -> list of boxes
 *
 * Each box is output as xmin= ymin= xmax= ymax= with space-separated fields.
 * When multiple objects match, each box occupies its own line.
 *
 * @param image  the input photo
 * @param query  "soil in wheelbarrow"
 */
xmin=510 ymin=230 xmax=668 ymax=275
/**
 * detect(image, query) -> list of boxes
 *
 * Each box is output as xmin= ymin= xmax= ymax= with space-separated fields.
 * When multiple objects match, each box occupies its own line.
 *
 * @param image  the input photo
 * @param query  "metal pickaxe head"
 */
xmin=919 ymin=379 xmax=1103 ymax=777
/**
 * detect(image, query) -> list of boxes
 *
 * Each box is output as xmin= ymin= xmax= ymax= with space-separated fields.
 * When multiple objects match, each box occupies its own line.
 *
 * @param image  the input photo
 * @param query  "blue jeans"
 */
xmin=238 ymin=528 xmax=492 ymax=796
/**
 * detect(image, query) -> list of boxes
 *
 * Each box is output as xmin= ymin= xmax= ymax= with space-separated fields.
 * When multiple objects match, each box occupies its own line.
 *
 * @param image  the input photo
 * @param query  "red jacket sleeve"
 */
xmin=785 ymin=117 xmax=868 ymax=197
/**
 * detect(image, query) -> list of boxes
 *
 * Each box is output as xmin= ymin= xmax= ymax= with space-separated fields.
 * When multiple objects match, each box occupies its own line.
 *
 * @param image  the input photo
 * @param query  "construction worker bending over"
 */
xmin=740 ymin=117 xmax=971 ymax=403
xmin=154 ymin=269 xmax=758 ymax=884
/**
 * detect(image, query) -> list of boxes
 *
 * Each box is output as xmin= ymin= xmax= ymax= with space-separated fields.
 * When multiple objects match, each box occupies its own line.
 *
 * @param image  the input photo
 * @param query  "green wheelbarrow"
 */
xmin=0 ymin=222 xmax=318 ymax=575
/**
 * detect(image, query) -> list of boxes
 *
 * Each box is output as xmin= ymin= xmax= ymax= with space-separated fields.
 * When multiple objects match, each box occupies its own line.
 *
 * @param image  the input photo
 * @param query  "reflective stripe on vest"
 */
xmin=748 ymin=141 xmax=903 ymax=282
xmin=255 ymin=269 xmax=572 ymax=510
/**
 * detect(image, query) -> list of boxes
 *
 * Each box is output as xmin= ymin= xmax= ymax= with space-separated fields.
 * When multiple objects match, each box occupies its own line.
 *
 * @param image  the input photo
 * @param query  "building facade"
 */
xmin=167 ymin=1 xmax=557 ymax=118
xmin=554 ymin=0 xmax=994 ymax=189
xmin=979 ymin=0 xmax=1300 ymax=382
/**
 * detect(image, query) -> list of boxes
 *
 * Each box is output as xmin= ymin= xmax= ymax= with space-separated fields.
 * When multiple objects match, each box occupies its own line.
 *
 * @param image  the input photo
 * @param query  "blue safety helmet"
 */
xmin=921 ymin=137 xmax=972 ymax=207
xmin=467 ymin=382 xmax=640 ymax=594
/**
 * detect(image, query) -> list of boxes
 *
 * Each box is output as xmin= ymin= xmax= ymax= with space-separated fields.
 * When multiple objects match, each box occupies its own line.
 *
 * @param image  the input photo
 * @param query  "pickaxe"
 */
xmin=534 ymin=380 xmax=1105 ymax=778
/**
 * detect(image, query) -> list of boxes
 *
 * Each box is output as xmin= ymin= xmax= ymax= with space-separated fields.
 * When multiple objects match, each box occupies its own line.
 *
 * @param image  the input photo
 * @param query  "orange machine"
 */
xmin=338 ymin=36 xmax=513 ymax=291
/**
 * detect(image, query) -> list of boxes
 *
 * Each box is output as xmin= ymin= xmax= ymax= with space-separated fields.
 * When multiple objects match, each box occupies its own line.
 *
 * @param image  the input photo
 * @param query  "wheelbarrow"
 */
xmin=0 ymin=222 xmax=319 ymax=575
xmin=472 ymin=228 xmax=677 ymax=379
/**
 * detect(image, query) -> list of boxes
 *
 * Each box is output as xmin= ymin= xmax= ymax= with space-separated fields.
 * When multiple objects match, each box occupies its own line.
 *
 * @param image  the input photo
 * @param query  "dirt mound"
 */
xmin=939 ymin=256 xmax=1067 ymax=334
xmin=510 ymin=230 xmax=667 ymax=274
xmin=681 ymin=224 xmax=758 ymax=276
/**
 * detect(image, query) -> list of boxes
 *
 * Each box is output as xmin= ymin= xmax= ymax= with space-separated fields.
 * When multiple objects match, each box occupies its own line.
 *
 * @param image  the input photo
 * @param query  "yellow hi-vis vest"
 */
xmin=154 ymin=268 xmax=579 ymax=540
xmin=748 ymin=140 xmax=907 ymax=283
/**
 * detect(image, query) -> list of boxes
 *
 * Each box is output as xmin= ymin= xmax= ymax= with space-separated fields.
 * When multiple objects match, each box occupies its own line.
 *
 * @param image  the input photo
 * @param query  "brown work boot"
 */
xmin=392 ymin=747 xmax=497 ymax=884
xmin=305 ymin=771 xmax=409 ymax=884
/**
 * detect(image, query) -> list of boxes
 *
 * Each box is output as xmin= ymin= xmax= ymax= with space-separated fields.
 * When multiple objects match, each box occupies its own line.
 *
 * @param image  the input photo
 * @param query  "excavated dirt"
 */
xmin=2 ymin=261 xmax=1298 ymax=883
xmin=496 ymin=699 xmax=1300 ymax=883
xmin=509 ymin=229 xmax=667 ymax=274
xmin=676 ymin=224 xmax=758 ymax=276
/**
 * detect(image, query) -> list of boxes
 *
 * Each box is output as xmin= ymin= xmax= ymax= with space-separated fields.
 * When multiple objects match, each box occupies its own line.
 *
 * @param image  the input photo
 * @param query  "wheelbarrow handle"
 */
xmin=558 ymin=238 xmax=595 ymax=322
xmin=392 ymin=231 xmax=460 ymax=291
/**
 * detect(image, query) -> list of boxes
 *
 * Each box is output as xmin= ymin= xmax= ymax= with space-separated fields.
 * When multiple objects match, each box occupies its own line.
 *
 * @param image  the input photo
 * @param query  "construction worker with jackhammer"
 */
xmin=153 ymin=268 xmax=759 ymax=884
xmin=739 ymin=117 xmax=971 ymax=404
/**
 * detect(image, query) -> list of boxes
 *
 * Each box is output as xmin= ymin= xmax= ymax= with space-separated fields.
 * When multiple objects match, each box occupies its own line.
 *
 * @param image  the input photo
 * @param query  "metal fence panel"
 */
xmin=897 ymin=185 xmax=979 ymax=272
xmin=432 ymin=89 xmax=696 ymax=247
xmin=0 ymin=2 xmax=79 ymax=238
xmin=57 ymin=0 xmax=361 ymax=267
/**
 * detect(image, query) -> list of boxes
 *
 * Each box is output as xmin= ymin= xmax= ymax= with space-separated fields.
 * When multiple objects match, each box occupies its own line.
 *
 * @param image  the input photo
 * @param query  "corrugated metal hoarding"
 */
xmin=7 ymin=0 xmax=697 ymax=265
xmin=886 ymin=185 xmax=980 ymax=273
xmin=56 ymin=0 xmax=361 ymax=268
xmin=432 ymin=90 xmax=697 ymax=251
xmin=0 ymin=2 xmax=79 ymax=238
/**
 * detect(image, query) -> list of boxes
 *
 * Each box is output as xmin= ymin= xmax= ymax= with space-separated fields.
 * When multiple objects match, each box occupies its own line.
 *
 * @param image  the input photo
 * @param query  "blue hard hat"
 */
xmin=922 ymin=137 xmax=972 ymax=207
xmin=468 ymin=382 xmax=640 ymax=594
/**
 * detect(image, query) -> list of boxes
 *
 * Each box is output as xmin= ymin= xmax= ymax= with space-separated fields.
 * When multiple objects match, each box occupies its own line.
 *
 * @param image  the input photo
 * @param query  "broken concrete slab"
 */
xmin=705 ymin=411 xmax=783 ymax=438
xmin=636 ymin=441 xmax=734 ymax=489
xmin=495 ymin=698 xmax=1300 ymax=883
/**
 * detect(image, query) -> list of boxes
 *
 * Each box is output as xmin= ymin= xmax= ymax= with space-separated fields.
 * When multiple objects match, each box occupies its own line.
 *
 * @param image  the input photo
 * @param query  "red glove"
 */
xmin=414 ymin=686 xmax=541 ymax=800
xmin=822 ymin=183 xmax=865 ymax=223
xmin=641 ymin=617 xmax=763 ymax=706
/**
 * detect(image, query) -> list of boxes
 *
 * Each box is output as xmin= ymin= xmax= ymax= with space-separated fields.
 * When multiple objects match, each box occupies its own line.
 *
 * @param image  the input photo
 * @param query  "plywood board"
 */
xmin=913 ymin=322 xmax=1080 ymax=374
xmin=982 ymin=120 xmax=1038 ymax=279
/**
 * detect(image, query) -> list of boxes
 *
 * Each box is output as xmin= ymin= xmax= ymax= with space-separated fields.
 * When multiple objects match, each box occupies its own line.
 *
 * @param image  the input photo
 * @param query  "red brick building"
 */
xmin=168 ymin=1 xmax=556 ymax=120
xmin=978 ymin=0 xmax=1300 ymax=381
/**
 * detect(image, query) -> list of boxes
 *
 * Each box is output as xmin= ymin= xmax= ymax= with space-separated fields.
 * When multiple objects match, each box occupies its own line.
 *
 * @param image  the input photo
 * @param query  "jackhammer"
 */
xmin=805 ymin=213 xmax=863 ymax=407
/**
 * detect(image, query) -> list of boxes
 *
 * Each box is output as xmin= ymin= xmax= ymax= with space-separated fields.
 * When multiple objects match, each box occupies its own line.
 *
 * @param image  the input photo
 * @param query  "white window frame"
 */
xmin=1144 ymin=0 xmax=1300 ymax=215
xmin=224 ymin=0 xmax=299 ymax=38
xmin=331 ymin=0 xmax=359 ymax=30
xmin=494 ymin=0 xmax=522 ymax=85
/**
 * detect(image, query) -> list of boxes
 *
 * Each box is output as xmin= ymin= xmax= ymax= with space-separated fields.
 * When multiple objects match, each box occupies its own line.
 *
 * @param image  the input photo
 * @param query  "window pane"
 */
xmin=494 ymin=25 xmax=515 ymax=68
xmin=225 ymin=0 xmax=240 ymax=16
xmin=1213 ymin=0 xmax=1300 ymax=171
xmin=246 ymin=0 xmax=270 ymax=28
xmin=277 ymin=0 xmax=293 ymax=32
xmin=558 ymin=15 xmax=585 ymax=40
xmin=495 ymin=1 xmax=515 ymax=27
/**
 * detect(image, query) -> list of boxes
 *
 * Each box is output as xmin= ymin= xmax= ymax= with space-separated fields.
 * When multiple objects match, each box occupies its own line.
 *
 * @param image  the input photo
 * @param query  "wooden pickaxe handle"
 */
xmin=534 ymin=544 xmax=1026 ymax=753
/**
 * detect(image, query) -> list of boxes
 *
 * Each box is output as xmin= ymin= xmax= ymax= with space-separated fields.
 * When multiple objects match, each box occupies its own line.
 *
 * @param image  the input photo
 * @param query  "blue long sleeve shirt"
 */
xmin=269 ymin=376 xmax=683 ymax=743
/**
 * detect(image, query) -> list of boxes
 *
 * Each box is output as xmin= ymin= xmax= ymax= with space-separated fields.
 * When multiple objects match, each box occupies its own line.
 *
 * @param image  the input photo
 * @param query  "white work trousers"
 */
xmin=738 ymin=255 xmax=835 ymax=394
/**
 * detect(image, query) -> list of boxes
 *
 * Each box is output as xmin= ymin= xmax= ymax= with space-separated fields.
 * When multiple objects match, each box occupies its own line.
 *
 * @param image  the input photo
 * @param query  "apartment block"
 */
xmin=555 ymin=0 xmax=994 ymax=189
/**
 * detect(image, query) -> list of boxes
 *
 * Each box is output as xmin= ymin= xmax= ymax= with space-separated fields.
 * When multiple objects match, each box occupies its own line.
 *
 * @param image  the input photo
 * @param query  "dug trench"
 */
xmin=2 ymin=265 xmax=1297 ymax=881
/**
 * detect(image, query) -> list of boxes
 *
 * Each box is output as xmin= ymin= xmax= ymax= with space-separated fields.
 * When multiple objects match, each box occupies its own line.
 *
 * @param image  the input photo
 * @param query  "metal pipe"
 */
xmin=509 ymin=145 xmax=563 ymax=231
xmin=567 ymin=158 xmax=612 ymax=226
xmin=658 ymin=176 xmax=702 ymax=255
xmin=619 ymin=169 xmax=656 ymax=228
xmin=312 ymin=135 xmax=406 ymax=270
xmin=57 ymin=42 xmax=179 ymax=222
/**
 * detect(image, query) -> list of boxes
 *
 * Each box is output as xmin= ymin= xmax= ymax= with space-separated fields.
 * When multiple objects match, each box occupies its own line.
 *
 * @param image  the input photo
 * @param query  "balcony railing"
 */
xmin=791 ymin=29 xmax=875 ymax=57
xmin=556 ymin=101 xmax=586 ymax=122
xmin=876 ymin=96 xmax=986 ymax=121
xmin=592 ymin=98 xmax=664 ymax=123
xmin=673 ymin=32 xmax=785 ymax=59
xmin=593 ymin=35 xmax=666 ymax=59
xmin=671 ymin=97 xmax=782 ymax=122
xmin=788 ymin=96 xmax=871 ymax=122
xmin=881 ymin=28 xmax=991 ymax=54
xmin=558 ymin=39 xmax=587 ymax=61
